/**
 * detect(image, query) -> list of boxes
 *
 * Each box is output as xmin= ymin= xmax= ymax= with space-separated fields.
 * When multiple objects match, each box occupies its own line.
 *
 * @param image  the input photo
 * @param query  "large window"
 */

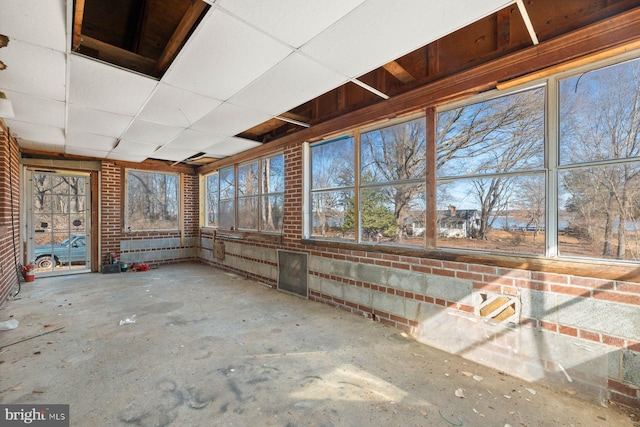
xmin=310 ymin=116 xmax=427 ymax=245
xmin=310 ymin=136 xmax=355 ymax=240
xmin=204 ymin=153 xmax=284 ymax=233
xmin=305 ymin=53 xmax=640 ymax=263
xmin=436 ymin=86 xmax=546 ymax=254
xmin=126 ymin=170 xmax=179 ymax=231
xmin=260 ymin=154 xmax=284 ymax=232
xmin=558 ymin=57 xmax=640 ymax=260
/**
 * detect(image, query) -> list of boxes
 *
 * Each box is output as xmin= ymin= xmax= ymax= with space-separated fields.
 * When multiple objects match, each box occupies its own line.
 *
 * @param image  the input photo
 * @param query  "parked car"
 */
xmin=34 ymin=234 xmax=86 ymax=269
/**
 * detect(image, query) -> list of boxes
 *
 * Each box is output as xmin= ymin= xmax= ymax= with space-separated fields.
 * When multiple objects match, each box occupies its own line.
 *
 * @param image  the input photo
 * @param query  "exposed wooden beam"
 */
xmin=155 ymin=0 xmax=208 ymax=74
xmin=496 ymin=8 xmax=511 ymax=51
xmin=497 ymin=38 xmax=640 ymax=90
xmin=383 ymin=61 xmax=417 ymax=84
xmin=72 ymin=0 xmax=86 ymax=50
xmin=197 ymin=6 xmax=640 ymax=176
xmin=78 ymin=36 xmax=157 ymax=75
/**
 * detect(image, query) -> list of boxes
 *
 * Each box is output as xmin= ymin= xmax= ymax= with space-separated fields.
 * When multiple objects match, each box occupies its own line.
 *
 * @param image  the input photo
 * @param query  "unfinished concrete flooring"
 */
xmin=0 ymin=263 xmax=637 ymax=426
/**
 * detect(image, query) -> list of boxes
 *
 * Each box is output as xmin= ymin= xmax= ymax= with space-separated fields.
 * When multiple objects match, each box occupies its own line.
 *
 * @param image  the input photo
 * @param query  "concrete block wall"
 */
xmin=0 ymin=124 xmax=20 ymax=302
xmin=305 ymin=250 xmax=640 ymax=407
xmin=197 ymin=142 xmax=640 ymax=409
xmin=200 ymin=230 xmax=278 ymax=285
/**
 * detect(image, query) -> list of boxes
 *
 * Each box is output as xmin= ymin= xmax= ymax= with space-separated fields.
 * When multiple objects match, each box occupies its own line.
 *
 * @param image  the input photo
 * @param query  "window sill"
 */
xmin=211 ymin=229 xmax=283 ymax=244
xmin=301 ymin=239 xmax=640 ymax=283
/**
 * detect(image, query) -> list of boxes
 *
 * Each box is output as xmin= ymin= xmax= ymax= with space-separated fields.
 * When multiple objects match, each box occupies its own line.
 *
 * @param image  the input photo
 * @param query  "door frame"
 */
xmin=23 ymin=167 xmax=96 ymax=276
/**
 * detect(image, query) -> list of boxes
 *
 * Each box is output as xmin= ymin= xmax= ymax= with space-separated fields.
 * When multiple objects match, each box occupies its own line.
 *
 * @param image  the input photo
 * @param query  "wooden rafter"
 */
xmin=79 ymin=36 xmax=157 ymax=75
xmin=155 ymin=0 xmax=208 ymax=74
xmin=383 ymin=61 xmax=417 ymax=84
xmin=72 ymin=0 xmax=86 ymax=50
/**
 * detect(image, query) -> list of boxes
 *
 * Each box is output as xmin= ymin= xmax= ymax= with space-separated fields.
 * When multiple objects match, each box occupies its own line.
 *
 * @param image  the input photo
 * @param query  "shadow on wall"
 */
xmin=415 ymin=277 xmax=640 ymax=407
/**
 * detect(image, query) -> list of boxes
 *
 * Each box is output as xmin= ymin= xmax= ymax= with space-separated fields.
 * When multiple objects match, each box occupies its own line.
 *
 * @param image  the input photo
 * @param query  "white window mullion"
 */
xmin=546 ymin=77 xmax=559 ymax=258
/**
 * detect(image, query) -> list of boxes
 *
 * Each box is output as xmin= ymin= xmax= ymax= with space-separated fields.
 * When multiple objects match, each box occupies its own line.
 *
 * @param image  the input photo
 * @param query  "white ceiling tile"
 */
xmin=300 ymin=0 xmax=513 ymax=77
xmin=229 ymin=52 xmax=347 ymax=116
xmin=217 ymin=0 xmax=366 ymax=48
xmin=122 ymin=119 xmax=184 ymax=144
xmin=137 ymin=83 xmax=223 ymax=127
xmin=0 ymin=0 xmax=67 ymax=51
xmin=162 ymin=9 xmax=293 ymax=100
xmin=3 ymin=120 xmax=65 ymax=145
xmin=0 ymin=39 xmax=66 ymax=101
xmin=203 ymin=137 xmax=262 ymax=157
xmin=150 ymin=145 xmax=200 ymax=162
xmin=111 ymin=140 xmax=159 ymax=156
xmin=16 ymin=139 xmax=64 ymax=153
xmin=191 ymin=102 xmax=273 ymax=136
xmin=65 ymin=146 xmax=111 ymax=159
xmin=107 ymin=152 xmax=149 ymax=163
xmin=169 ymin=129 xmax=227 ymax=151
xmin=2 ymin=90 xmax=65 ymax=128
xmin=69 ymin=55 xmax=158 ymax=116
xmin=66 ymin=130 xmax=118 ymax=151
xmin=67 ymin=105 xmax=133 ymax=137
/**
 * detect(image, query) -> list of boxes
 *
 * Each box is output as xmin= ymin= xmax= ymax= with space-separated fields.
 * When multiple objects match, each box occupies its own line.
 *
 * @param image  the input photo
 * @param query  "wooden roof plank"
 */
xmin=155 ymin=0 xmax=208 ymax=75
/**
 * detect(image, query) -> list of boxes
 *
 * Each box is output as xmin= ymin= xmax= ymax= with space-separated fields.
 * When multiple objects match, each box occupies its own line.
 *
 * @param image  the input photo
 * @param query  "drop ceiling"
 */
xmin=0 ymin=0 xmax=638 ymax=165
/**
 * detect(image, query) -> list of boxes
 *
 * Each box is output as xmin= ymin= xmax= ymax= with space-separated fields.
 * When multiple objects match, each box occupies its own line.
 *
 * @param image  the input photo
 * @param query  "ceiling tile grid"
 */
xmin=0 ymin=0 xmax=521 ymax=163
xmin=0 ymin=0 xmax=67 ymax=52
xmin=136 ymin=83 xmax=223 ymax=128
xmin=162 ymin=8 xmax=294 ymax=101
xmin=67 ymin=105 xmax=133 ymax=138
xmin=68 ymin=55 xmax=158 ymax=116
xmin=0 ymin=39 xmax=67 ymax=101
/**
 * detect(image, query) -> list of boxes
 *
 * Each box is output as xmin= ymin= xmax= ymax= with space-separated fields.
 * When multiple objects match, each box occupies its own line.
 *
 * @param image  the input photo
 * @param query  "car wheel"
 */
xmin=36 ymin=256 xmax=56 ymax=269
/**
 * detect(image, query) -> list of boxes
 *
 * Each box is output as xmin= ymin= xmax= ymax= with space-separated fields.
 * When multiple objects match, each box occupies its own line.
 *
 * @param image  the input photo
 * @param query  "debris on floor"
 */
xmin=132 ymin=263 xmax=150 ymax=272
xmin=0 ymin=319 xmax=19 ymax=330
xmin=119 ymin=315 xmax=136 ymax=326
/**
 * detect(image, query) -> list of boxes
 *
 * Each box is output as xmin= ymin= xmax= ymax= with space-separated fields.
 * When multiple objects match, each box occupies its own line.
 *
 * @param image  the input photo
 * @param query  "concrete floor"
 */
xmin=0 ymin=263 xmax=637 ymax=427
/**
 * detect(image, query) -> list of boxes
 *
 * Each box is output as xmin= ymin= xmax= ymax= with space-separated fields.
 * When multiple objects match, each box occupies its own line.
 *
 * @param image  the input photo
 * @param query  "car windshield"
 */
xmin=58 ymin=237 xmax=74 ymax=247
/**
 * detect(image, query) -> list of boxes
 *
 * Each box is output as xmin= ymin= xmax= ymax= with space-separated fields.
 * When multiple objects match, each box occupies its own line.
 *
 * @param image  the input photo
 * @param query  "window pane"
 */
xmin=560 ymin=58 xmax=640 ymax=165
xmin=262 ymin=154 xmax=284 ymax=194
xmin=311 ymin=190 xmax=355 ymax=240
xmin=359 ymin=184 xmax=426 ymax=246
xmin=311 ymin=137 xmax=355 ymax=189
xmin=437 ymin=175 xmax=545 ymax=254
xmin=437 ymin=87 xmax=545 ymax=177
xmin=559 ymin=163 xmax=640 ymax=260
xmin=205 ymin=173 xmax=219 ymax=227
xmin=219 ymin=167 xmax=235 ymax=199
xmin=260 ymin=194 xmax=283 ymax=232
xmin=127 ymin=171 xmax=179 ymax=231
xmin=238 ymin=196 xmax=259 ymax=230
xmin=238 ymin=162 xmax=259 ymax=196
xmin=361 ymin=117 xmax=426 ymax=184
xmin=219 ymin=200 xmax=235 ymax=230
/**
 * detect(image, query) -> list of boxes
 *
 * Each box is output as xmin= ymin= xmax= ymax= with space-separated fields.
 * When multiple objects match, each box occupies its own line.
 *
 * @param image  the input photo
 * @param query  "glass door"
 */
xmin=28 ymin=170 xmax=91 ymax=276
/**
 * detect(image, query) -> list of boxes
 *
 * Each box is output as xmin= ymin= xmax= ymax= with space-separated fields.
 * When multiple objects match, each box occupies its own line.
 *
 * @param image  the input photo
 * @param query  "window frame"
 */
xmin=304 ymin=51 xmax=640 ymax=264
xmin=202 ymin=152 xmax=285 ymax=234
xmin=124 ymin=169 xmax=180 ymax=232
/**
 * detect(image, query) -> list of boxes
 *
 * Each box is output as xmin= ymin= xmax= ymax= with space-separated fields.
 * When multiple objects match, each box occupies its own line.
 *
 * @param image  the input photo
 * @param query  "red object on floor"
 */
xmin=132 ymin=263 xmax=150 ymax=272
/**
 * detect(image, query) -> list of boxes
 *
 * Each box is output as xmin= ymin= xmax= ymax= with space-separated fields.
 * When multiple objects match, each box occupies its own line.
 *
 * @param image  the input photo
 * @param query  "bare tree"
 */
xmin=437 ymin=88 xmax=545 ymax=240
xmin=560 ymin=61 xmax=640 ymax=259
xmin=361 ymin=118 xmax=426 ymax=242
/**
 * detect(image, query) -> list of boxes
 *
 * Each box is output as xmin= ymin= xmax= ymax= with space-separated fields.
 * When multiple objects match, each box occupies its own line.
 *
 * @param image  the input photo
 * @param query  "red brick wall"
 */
xmin=199 ymin=142 xmax=640 ymax=409
xmin=0 ymin=123 xmax=20 ymax=301
xmin=100 ymin=161 xmax=200 ymax=267
xmin=100 ymin=161 xmax=122 ymax=264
